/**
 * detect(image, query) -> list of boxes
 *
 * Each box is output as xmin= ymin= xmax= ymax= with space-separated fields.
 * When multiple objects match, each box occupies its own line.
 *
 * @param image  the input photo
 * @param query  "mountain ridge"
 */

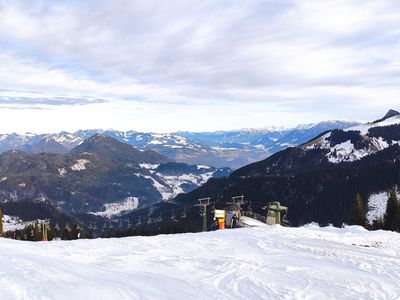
xmin=0 ymin=135 xmax=231 ymax=223
xmin=0 ymin=120 xmax=360 ymax=169
xmin=157 ymin=111 xmax=400 ymax=228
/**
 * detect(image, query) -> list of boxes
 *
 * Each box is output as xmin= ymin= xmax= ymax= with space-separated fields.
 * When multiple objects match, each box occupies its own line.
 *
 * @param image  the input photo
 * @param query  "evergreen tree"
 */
xmin=62 ymin=223 xmax=72 ymax=240
xmin=27 ymin=224 xmax=35 ymax=241
xmin=349 ymin=193 xmax=367 ymax=227
xmin=383 ymin=190 xmax=399 ymax=232
xmin=34 ymin=222 xmax=42 ymax=241
xmin=372 ymin=217 xmax=384 ymax=230
xmin=52 ymin=222 xmax=61 ymax=240
xmin=72 ymin=224 xmax=81 ymax=239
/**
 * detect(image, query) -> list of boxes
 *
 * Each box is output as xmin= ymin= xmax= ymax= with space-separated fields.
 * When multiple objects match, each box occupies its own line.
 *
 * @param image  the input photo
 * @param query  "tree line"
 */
xmin=0 ymin=215 xmax=201 ymax=241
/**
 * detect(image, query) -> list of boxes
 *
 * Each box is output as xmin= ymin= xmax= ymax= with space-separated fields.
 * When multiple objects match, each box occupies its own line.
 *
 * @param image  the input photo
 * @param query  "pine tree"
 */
xmin=383 ymin=190 xmax=399 ymax=232
xmin=349 ymin=193 xmax=367 ymax=227
xmin=372 ymin=217 xmax=384 ymax=230
xmin=0 ymin=207 xmax=3 ymax=236
xmin=62 ymin=223 xmax=72 ymax=240
xmin=34 ymin=222 xmax=41 ymax=241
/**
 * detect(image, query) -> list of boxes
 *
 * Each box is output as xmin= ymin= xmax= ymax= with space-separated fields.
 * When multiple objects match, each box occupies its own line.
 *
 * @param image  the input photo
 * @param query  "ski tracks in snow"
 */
xmin=0 ymin=225 xmax=400 ymax=299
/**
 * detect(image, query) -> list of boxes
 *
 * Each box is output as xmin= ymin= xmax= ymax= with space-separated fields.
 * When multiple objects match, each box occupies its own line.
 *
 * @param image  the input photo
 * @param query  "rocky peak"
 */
xmin=373 ymin=109 xmax=400 ymax=123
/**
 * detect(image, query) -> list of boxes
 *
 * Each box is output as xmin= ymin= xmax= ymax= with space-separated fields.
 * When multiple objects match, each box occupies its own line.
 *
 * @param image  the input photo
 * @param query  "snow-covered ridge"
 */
xmin=303 ymin=114 xmax=400 ymax=164
xmin=346 ymin=115 xmax=400 ymax=135
xmin=138 ymin=163 xmax=219 ymax=200
xmin=0 ymin=120 xmax=361 ymax=169
xmin=0 ymin=225 xmax=399 ymax=299
xmin=50 ymin=132 xmax=83 ymax=145
xmin=134 ymin=173 xmax=171 ymax=201
xmin=139 ymin=163 xmax=159 ymax=171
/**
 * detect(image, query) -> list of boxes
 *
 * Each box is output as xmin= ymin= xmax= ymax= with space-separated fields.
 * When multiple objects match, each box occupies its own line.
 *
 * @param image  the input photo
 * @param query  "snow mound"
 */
xmin=0 ymin=225 xmax=399 ymax=299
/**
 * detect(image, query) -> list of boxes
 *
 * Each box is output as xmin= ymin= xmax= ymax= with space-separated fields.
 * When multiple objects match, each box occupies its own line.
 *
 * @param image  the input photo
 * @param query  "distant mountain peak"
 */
xmin=87 ymin=133 xmax=110 ymax=141
xmin=384 ymin=109 xmax=400 ymax=119
xmin=69 ymin=134 xmax=171 ymax=164
xmin=70 ymin=134 xmax=134 ymax=154
xmin=373 ymin=109 xmax=400 ymax=124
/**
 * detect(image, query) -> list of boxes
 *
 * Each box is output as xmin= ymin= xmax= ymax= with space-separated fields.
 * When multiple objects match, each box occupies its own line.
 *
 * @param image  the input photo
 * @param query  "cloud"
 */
xmin=0 ymin=95 xmax=107 ymax=109
xmin=0 ymin=0 xmax=399 ymax=131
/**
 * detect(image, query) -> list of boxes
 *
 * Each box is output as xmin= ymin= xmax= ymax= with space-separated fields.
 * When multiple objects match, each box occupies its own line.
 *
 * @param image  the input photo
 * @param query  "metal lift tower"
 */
xmin=195 ymin=198 xmax=211 ymax=232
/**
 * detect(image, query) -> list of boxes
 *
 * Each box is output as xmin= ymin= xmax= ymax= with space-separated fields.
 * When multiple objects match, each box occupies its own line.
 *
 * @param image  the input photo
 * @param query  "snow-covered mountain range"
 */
xmin=170 ymin=110 xmax=400 ymax=227
xmin=0 ymin=120 xmax=359 ymax=169
xmin=0 ymin=134 xmax=230 ymax=222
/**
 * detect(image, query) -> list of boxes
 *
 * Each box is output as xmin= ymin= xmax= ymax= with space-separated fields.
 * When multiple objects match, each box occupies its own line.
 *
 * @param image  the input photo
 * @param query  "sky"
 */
xmin=0 ymin=0 xmax=399 ymax=133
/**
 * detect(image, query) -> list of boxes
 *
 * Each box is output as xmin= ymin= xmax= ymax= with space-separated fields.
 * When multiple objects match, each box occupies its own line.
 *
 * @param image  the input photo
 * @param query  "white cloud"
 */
xmin=0 ymin=0 xmax=399 ymax=132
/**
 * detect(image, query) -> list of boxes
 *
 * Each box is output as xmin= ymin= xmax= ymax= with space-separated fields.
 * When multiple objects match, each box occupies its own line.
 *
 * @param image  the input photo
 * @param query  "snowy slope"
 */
xmin=0 ymin=225 xmax=399 ymax=299
xmin=137 ymin=163 xmax=224 ymax=200
xmin=89 ymin=197 xmax=139 ymax=218
xmin=240 ymin=216 xmax=267 ymax=227
xmin=303 ymin=114 xmax=400 ymax=164
xmin=348 ymin=115 xmax=400 ymax=135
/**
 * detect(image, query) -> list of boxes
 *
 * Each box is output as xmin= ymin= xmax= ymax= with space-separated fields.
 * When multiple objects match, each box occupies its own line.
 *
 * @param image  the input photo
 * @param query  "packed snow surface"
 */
xmin=1 ymin=225 xmax=399 ymax=299
xmin=240 ymin=216 xmax=268 ymax=227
